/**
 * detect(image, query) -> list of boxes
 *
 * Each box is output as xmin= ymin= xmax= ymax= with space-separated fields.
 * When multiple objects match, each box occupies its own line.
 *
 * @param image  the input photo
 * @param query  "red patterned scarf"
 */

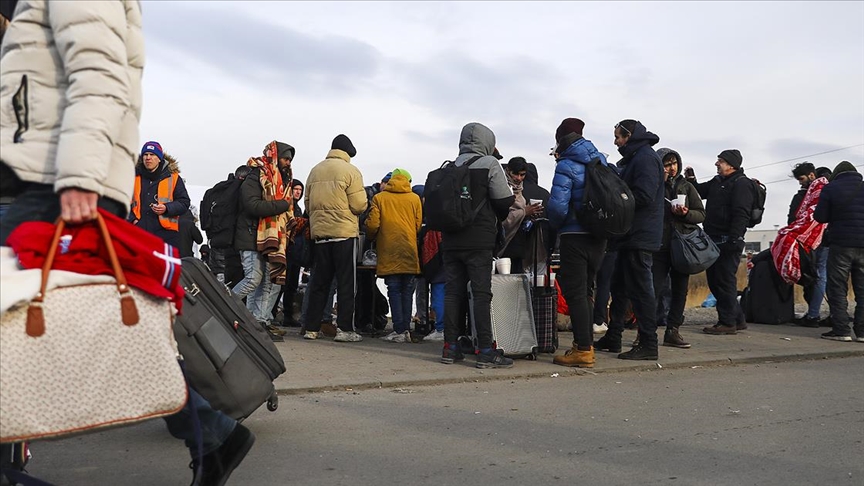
xmin=248 ymin=141 xmax=294 ymax=285
xmin=770 ymin=177 xmax=828 ymax=284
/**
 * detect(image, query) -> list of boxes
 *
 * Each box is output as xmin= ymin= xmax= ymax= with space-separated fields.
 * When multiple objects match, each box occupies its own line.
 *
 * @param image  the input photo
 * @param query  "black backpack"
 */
xmin=736 ymin=176 xmax=767 ymax=228
xmin=574 ymin=159 xmax=635 ymax=239
xmin=423 ymin=155 xmax=484 ymax=232
xmin=200 ymin=177 xmax=242 ymax=249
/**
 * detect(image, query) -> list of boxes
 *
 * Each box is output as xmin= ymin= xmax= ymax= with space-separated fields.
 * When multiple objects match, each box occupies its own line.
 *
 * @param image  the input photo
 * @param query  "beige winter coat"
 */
xmin=0 ymin=0 xmax=144 ymax=205
xmin=304 ymin=149 xmax=367 ymax=240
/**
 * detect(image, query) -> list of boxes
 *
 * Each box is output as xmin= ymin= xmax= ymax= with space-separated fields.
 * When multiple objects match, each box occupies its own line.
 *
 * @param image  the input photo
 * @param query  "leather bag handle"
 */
xmin=26 ymin=213 xmax=139 ymax=337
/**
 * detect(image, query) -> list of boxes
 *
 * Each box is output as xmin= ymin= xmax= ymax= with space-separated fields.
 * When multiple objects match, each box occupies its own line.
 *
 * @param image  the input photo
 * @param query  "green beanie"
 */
xmin=391 ymin=168 xmax=412 ymax=183
xmin=830 ymin=161 xmax=857 ymax=181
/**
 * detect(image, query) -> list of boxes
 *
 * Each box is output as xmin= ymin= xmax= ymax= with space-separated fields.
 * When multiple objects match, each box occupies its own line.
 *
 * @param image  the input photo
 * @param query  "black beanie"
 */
xmin=331 ymin=134 xmax=356 ymax=158
xmin=275 ymin=141 xmax=295 ymax=160
xmin=717 ymin=149 xmax=743 ymax=169
xmin=830 ymin=161 xmax=858 ymax=181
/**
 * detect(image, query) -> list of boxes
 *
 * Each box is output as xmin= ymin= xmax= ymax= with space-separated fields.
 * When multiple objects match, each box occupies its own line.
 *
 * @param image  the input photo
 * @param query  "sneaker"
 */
xmin=594 ymin=334 xmax=622 ymax=353
xmin=593 ymin=323 xmax=608 ymax=334
xmin=553 ymin=345 xmax=595 ymax=368
xmin=320 ymin=322 xmax=338 ymax=338
xmin=795 ymin=316 xmax=820 ymax=328
xmin=617 ymin=345 xmax=658 ymax=360
xmin=266 ymin=324 xmax=287 ymax=336
xmin=663 ymin=328 xmax=691 ymax=348
xmin=268 ymin=330 xmax=284 ymax=342
xmin=703 ymin=324 xmax=737 ymax=335
xmin=854 ymin=335 xmax=864 ymax=343
xmin=381 ymin=331 xmax=410 ymax=343
xmin=190 ymin=422 xmax=255 ymax=486
xmin=818 ymin=317 xmax=832 ymax=328
xmin=303 ymin=331 xmax=318 ymax=340
xmin=476 ymin=349 xmax=514 ymax=369
xmin=334 ymin=329 xmax=363 ymax=342
xmin=423 ymin=330 xmax=445 ymax=341
xmin=821 ymin=331 xmax=852 ymax=342
xmin=441 ymin=343 xmax=465 ymax=364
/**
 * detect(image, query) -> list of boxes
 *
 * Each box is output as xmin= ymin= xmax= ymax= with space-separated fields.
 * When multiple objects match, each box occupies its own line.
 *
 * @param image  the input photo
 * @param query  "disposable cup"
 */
xmin=535 ymin=275 xmax=546 ymax=286
xmin=549 ymin=272 xmax=556 ymax=285
xmin=674 ymin=195 xmax=687 ymax=208
xmin=495 ymin=258 xmax=512 ymax=275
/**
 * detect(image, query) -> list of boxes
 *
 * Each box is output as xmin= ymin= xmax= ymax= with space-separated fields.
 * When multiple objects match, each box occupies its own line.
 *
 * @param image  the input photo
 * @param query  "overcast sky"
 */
xmin=139 ymin=1 xmax=864 ymax=230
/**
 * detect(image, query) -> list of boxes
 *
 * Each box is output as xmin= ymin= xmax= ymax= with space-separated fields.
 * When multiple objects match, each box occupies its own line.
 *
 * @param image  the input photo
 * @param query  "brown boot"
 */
xmin=553 ymin=345 xmax=595 ymax=368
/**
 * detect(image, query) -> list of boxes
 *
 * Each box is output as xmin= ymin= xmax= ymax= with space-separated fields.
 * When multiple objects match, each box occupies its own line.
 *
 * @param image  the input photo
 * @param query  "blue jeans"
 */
xmin=807 ymin=246 xmax=828 ymax=318
xmin=232 ymin=251 xmax=273 ymax=323
xmin=164 ymin=387 xmax=235 ymax=457
xmin=385 ymin=274 xmax=417 ymax=334
xmin=826 ymin=246 xmax=864 ymax=337
xmin=430 ymin=282 xmax=445 ymax=332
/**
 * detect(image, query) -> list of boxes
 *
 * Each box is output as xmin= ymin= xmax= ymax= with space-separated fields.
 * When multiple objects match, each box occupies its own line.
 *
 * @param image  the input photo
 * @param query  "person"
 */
xmin=591 ymin=250 xmax=618 ymax=333
xmin=365 ymin=168 xmax=423 ymax=343
xmin=781 ymin=162 xmax=829 ymax=328
xmin=231 ymin=141 xmax=296 ymax=342
xmin=200 ymin=243 xmax=211 ymax=263
xmin=203 ymin=165 xmax=250 ymax=284
xmin=497 ymin=156 xmax=543 ymax=273
xmin=302 ymin=134 xmax=368 ymax=342
xmin=128 ymin=142 xmax=191 ymax=249
xmin=546 ymin=118 xmax=609 ymax=368
xmin=593 ymin=120 xmax=664 ymax=360
xmin=685 ymin=149 xmax=754 ymax=335
xmin=813 ymin=161 xmax=864 ymax=342
xmin=0 ymin=2 xmax=254 ymax=485
xmin=440 ymin=122 xmax=515 ymax=368
xmin=652 ymin=148 xmax=706 ymax=348
xmin=279 ymin=179 xmax=306 ymax=327
xmin=179 ymin=207 xmax=203 ymax=258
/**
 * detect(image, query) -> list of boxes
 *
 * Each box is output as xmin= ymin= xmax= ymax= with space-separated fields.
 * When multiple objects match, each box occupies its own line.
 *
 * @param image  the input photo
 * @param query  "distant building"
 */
xmin=744 ymin=228 xmax=779 ymax=254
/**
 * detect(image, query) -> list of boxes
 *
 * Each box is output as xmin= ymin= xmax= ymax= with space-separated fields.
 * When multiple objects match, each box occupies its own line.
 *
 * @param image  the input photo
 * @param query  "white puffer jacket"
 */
xmin=0 ymin=0 xmax=144 ymax=205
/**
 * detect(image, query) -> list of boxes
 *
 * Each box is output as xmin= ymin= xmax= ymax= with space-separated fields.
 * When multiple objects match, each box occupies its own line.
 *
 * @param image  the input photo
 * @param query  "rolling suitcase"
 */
xmin=742 ymin=250 xmax=794 ymax=325
xmin=174 ymin=257 xmax=286 ymax=420
xmin=531 ymin=222 xmax=558 ymax=353
xmin=469 ymin=273 xmax=538 ymax=359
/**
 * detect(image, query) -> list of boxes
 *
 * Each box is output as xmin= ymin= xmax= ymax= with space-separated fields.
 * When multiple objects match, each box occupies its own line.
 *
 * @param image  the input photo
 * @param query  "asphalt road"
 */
xmin=26 ymin=357 xmax=864 ymax=486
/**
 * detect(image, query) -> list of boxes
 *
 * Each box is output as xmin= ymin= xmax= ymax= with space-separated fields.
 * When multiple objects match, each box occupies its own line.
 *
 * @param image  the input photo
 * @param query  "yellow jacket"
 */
xmin=305 ymin=149 xmax=367 ymax=240
xmin=365 ymin=175 xmax=422 ymax=276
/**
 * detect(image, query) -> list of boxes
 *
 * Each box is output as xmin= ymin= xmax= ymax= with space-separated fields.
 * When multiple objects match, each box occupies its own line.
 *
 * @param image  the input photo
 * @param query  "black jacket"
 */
xmin=693 ymin=169 xmax=754 ymax=239
xmin=655 ymin=149 xmax=706 ymax=249
xmin=129 ymin=156 xmax=190 ymax=249
xmin=233 ymin=167 xmax=291 ymax=251
xmin=814 ymin=171 xmax=864 ymax=248
xmin=616 ymin=122 xmax=664 ymax=251
xmin=787 ymin=188 xmax=806 ymax=225
xmin=179 ymin=209 xmax=203 ymax=258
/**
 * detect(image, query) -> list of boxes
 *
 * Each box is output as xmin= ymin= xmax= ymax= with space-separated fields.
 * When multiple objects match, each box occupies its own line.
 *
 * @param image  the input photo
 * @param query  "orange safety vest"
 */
xmin=131 ymin=172 xmax=180 ymax=231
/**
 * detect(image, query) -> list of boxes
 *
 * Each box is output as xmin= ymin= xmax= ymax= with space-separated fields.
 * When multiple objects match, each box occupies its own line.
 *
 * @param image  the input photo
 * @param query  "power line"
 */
xmin=759 ymin=163 xmax=864 ymax=186
xmin=747 ymin=143 xmax=864 ymax=171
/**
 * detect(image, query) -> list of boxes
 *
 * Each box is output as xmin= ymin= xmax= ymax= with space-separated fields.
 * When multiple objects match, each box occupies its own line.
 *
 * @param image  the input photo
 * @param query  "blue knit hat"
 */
xmin=382 ymin=172 xmax=393 ymax=183
xmin=141 ymin=141 xmax=164 ymax=161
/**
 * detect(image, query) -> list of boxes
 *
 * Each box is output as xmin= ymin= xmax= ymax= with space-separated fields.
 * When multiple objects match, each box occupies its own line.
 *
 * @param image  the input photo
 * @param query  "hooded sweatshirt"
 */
xmin=655 ymin=148 xmax=705 ymax=249
xmin=615 ymin=122 xmax=664 ymax=251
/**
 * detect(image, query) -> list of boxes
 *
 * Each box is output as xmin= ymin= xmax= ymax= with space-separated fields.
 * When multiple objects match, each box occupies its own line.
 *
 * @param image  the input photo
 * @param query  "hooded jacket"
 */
xmin=615 ymin=122 xmax=664 ymax=251
xmin=129 ymin=155 xmax=190 ymax=249
xmin=234 ymin=166 xmax=292 ymax=252
xmin=0 ymin=1 xmax=144 ymax=206
xmin=291 ymin=179 xmax=304 ymax=217
xmin=441 ymin=123 xmax=514 ymax=251
xmin=305 ymin=149 xmax=368 ymax=240
xmin=364 ymin=174 xmax=423 ymax=276
xmin=547 ymin=137 xmax=609 ymax=234
xmin=814 ymin=170 xmax=864 ymax=248
xmin=693 ymin=168 xmax=754 ymax=239
xmin=655 ymin=148 xmax=706 ymax=249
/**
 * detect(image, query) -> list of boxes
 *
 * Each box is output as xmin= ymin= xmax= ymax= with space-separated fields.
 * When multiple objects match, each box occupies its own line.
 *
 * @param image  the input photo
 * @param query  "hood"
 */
xmin=291 ymin=179 xmax=304 ymax=199
xmin=656 ymin=147 xmax=682 ymax=182
xmin=618 ymin=121 xmax=660 ymax=158
xmin=458 ymin=122 xmax=496 ymax=157
xmin=526 ymin=163 xmax=539 ymax=185
xmin=384 ymin=175 xmax=412 ymax=194
xmin=136 ymin=153 xmax=180 ymax=175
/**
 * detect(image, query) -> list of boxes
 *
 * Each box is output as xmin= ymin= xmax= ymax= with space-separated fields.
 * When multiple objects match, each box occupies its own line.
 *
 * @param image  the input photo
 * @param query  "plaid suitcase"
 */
xmin=530 ymin=220 xmax=558 ymax=353
xmin=468 ymin=274 xmax=538 ymax=359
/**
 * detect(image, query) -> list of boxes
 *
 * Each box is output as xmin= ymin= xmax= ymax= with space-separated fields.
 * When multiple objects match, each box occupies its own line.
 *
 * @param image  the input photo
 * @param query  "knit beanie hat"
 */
xmin=141 ymin=141 xmax=164 ymax=161
xmin=717 ymin=149 xmax=743 ymax=169
xmin=391 ymin=168 xmax=412 ymax=182
xmin=331 ymin=134 xmax=356 ymax=157
xmin=275 ymin=142 xmax=295 ymax=160
xmin=830 ymin=160 xmax=858 ymax=181
xmin=553 ymin=118 xmax=585 ymax=154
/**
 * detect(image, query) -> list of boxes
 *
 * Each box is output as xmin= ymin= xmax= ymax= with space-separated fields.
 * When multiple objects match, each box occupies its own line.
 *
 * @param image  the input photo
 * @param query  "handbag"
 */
xmin=670 ymin=227 xmax=720 ymax=274
xmin=0 ymin=214 xmax=188 ymax=443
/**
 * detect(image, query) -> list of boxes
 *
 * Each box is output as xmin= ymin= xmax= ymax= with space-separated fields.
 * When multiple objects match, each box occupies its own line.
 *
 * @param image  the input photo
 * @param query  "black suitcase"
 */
xmin=174 ymin=257 xmax=285 ymax=420
xmin=742 ymin=250 xmax=794 ymax=325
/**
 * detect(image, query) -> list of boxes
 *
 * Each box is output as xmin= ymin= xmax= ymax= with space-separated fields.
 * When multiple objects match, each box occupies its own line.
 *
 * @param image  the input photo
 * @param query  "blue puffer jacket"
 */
xmin=814 ymin=170 xmax=864 ymax=248
xmin=547 ymin=137 xmax=608 ymax=233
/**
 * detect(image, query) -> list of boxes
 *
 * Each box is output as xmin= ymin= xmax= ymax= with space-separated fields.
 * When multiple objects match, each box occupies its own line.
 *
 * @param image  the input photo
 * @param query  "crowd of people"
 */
xmin=1 ymin=1 xmax=862 ymax=485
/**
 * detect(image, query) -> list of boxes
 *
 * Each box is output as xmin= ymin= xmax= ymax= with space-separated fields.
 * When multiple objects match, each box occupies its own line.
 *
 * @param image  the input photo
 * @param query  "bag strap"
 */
xmin=26 ymin=212 xmax=139 ymax=337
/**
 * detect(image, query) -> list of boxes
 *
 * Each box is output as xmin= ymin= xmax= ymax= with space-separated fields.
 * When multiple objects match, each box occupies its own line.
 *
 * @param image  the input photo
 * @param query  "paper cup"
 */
xmin=495 ymin=258 xmax=512 ymax=275
xmin=529 ymin=199 xmax=543 ymax=206
xmin=535 ymin=275 xmax=546 ymax=287
xmin=674 ymin=195 xmax=687 ymax=208
xmin=549 ymin=272 xmax=556 ymax=285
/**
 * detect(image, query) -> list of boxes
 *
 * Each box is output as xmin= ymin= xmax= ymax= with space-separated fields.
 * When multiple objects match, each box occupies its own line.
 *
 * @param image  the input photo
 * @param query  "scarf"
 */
xmin=248 ymin=141 xmax=294 ymax=285
xmin=770 ymin=177 xmax=828 ymax=285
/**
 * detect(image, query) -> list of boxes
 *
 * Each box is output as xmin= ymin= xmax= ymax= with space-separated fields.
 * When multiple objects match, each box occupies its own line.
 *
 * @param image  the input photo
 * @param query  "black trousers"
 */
xmin=443 ymin=249 xmax=494 ymax=349
xmin=280 ymin=263 xmax=302 ymax=324
xmin=559 ymin=234 xmax=607 ymax=350
xmin=705 ymin=239 xmax=745 ymax=326
xmin=305 ymin=238 xmax=357 ymax=333
xmin=592 ymin=250 xmax=618 ymax=325
xmin=607 ymin=249 xmax=659 ymax=348
xmin=652 ymin=249 xmax=690 ymax=329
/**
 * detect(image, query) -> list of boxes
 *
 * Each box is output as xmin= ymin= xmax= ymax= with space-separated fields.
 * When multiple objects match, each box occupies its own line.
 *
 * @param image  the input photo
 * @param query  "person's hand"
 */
xmin=151 ymin=203 xmax=167 ymax=215
xmin=59 ymin=188 xmax=98 ymax=224
xmin=524 ymin=202 xmax=543 ymax=218
xmin=671 ymin=205 xmax=689 ymax=216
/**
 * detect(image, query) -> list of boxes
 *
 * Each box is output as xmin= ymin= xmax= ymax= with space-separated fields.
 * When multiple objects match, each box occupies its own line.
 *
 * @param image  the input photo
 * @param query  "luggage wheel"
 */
xmin=267 ymin=393 xmax=279 ymax=412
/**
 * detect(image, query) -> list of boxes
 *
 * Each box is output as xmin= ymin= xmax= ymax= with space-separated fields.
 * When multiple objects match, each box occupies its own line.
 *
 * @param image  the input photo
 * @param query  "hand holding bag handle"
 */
xmin=26 ymin=213 xmax=139 ymax=337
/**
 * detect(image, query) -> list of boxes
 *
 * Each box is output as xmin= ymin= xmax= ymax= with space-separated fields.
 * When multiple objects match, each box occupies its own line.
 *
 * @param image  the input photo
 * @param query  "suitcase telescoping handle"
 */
xmin=532 ymin=218 xmax=550 ymax=288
